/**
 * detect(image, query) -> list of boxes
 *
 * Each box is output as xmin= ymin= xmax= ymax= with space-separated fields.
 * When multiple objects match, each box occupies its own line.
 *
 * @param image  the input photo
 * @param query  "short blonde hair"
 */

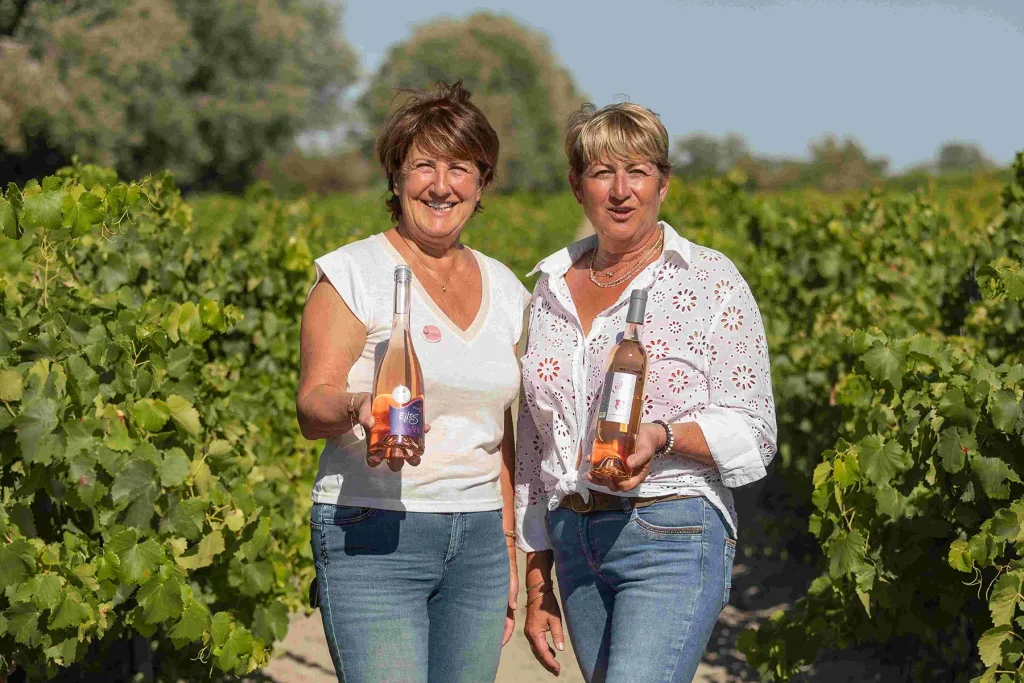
xmin=564 ymin=102 xmax=671 ymax=179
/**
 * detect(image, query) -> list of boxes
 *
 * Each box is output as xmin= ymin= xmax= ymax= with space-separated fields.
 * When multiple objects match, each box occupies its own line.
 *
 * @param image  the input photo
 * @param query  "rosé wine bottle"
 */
xmin=368 ymin=265 xmax=425 ymax=462
xmin=590 ymin=290 xmax=648 ymax=480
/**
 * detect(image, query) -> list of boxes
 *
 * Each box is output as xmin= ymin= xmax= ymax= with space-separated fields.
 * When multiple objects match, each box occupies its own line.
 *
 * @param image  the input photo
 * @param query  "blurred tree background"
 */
xmin=0 ymin=0 xmax=357 ymax=191
xmin=355 ymin=11 xmax=584 ymax=192
xmin=0 ymin=2 xmax=1009 ymax=195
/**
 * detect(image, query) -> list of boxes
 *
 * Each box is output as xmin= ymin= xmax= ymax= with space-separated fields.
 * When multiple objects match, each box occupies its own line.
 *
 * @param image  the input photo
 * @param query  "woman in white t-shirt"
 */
xmin=296 ymin=82 xmax=529 ymax=683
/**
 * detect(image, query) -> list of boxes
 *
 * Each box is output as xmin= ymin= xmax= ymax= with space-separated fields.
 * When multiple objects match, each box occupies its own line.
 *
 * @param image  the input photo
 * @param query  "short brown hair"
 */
xmin=564 ymin=102 xmax=671 ymax=180
xmin=376 ymin=81 xmax=500 ymax=223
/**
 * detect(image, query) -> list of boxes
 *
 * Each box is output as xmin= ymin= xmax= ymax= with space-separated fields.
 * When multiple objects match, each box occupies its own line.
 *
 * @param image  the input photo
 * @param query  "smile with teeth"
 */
xmin=424 ymin=201 xmax=457 ymax=213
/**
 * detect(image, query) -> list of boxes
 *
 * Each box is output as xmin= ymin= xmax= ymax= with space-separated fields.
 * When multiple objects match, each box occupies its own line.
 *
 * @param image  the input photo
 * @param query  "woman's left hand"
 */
xmin=503 ymin=553 xmax=519 ymax=646
xmin=587 ymin=423 xmax=666 ymax=492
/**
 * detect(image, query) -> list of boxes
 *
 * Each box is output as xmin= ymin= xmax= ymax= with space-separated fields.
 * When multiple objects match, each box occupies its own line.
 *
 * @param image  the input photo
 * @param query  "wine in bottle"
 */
xmin=368 ymin=265 xmax=425 ymax=462
xmin=590 ymin=289 xmax=649 ymax=480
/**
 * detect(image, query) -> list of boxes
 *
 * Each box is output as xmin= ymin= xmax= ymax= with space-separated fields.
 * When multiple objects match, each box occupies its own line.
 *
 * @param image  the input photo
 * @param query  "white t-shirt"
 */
xmin=310 ymin=232 xmax=530 ymax=512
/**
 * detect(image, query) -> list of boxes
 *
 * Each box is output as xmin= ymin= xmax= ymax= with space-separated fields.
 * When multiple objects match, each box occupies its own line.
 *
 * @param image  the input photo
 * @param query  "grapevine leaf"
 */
xmin=15 ymin=396 xmax=60 ymax=455
xmin=118 ymin=538 xmax=163 ymax=584
xmin=48 ymin=591 xmax=91 ymax=630
xmin=133 ymin=398 xmax=170 ymax=432
xmin=978 ymin=624 xmax=1014 ymax=667
xmin=159 ymin=449 xmax=191 ymax=488
xmin=43 ymin=637 xmax=79 ymax=665
xmin=5 ymin=603 xmax=41 ymax=646
xmin=224 ymin=508 xmax=245 ymax=532
xmin=0 ymin=196 xmax=21 ymax=239
xmin=216 ymin=625 xmax=254 ymax=672
xmin=991 ymin=509 xmax=1020 ymax=542
xmin=0 ymin=540 xmax=33 ymax=590
xmin=105 ymin=418 xmax=135 ymax=452
xmin=63 ymin=190 xmax=104 ymax=238
xmin=161 ymin=496 xmax=209 ymax=540
xmin=812 ymin=461 xmax=832 ymax=487
xmin=948 ymin=539 xmax=972 ymax=572
xmin=254 ymin=601 xmax=289 ymax=643
xmin=829 ymin=529 xmax=867 ymax=578
xmin=22 ymin=189 xmax=64 ymax=231
xmin=166 ymin=394 xmax=201 ymax=436
xmin=989 ymin=390 xmax=1023 ymax=433
xmin=938 ymin=387 xmax=975 ymax=427
xmin=989 ymin=572 xmax=1024 ymax=627
xmin=229 ymin=559 xmax=274 ymax=596
xmin=176 ymin=530 xmax=225 ymax=570
xmin=170 ymin=600 xmax=211 ymax=644
xmin=136 ymin=574 xmax=184 ymax=624
xmin=973 ymin=455 xmax=1021 ymax=500
xmin=862 ymin=343 xmax=906 ymax=392
xmin=0 ymin=368 xmax=23 ymax=401
xmin=23 ymin=573 xmax=63 ymax=610
xmin=211 ymin=611 xmax=232 ymax=647
xmin=857 ymin=435 xmax=911 ymax=486
xmin=937 ymin=428 xmax=968 ymax=473
xmin=111 ymin=461 xmax=157 ymax=505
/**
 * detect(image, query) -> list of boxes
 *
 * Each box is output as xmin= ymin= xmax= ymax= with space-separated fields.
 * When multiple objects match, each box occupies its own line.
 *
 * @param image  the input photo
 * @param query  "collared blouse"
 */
xmin=515 ymin=221 xmax=777 ymax=552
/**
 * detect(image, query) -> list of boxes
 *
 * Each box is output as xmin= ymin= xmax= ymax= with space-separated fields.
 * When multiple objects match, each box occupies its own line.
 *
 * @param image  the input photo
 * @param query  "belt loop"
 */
xmin=620 ymin=497 xmax=632 ymax=512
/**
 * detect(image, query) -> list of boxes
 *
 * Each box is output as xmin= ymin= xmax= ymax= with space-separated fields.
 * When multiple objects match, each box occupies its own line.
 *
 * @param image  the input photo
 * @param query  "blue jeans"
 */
xmin=310 ymin=504 xmax=508 ymax=683
xmin=546 ymin=495 xmax=736 ymax=683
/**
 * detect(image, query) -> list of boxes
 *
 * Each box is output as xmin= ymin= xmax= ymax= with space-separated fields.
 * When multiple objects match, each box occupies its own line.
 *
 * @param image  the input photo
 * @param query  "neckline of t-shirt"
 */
xmin=376 ymin=232 xmax=491 ymax=344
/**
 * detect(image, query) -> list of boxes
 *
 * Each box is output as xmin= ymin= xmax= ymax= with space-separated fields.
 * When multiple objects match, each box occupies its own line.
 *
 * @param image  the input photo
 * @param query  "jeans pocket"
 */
xmin=323 ymin=504 xmax=377 ymax=527
xmin=723 ymin=538 xmax=737 ymax=609
xmin=632 ymin=497 xmax=704 ymax=541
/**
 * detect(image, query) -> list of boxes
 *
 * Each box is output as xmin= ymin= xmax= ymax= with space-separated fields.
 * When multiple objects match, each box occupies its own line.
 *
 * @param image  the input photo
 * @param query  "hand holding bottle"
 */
xmin=587 ymin=422 xmax=664 ymax=491
xmin=347 ymin=390 xmax=430 ymax=471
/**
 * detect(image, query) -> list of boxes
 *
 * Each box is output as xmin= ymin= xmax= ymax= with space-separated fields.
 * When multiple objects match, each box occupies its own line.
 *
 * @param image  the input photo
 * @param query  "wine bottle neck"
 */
xmin=625 ymin=321 xmax=643 ymax=340
xmin=393 ymin=277 xmax=411 ymax=332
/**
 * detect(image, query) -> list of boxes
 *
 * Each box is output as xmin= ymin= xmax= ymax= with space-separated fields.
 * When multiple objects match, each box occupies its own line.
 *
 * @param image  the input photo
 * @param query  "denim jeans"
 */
xmin=546 ymin=495 xmax=736 ymax=683
xmin=310 ymin=503 xmax=508 ymax=683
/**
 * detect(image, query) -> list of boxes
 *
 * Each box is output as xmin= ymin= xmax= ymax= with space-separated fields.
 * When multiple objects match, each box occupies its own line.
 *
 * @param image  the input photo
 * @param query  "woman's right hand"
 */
xmin=359 ymin=392 xmax=430 ymax=471
xmin=525 ymin=588 xmax=565 ymax=675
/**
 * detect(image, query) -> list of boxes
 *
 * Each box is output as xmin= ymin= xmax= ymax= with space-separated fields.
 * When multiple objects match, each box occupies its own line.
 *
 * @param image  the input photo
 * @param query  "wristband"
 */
xmin=652 ymin=419 xmax=674 ymax=457
xmin=347 ymin=393 xmax=360 ymax=427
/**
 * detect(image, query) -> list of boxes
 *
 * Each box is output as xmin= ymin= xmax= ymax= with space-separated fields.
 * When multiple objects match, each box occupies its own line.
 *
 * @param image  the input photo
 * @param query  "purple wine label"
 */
xmin=390 ymin=398 xmax=424 ymax=438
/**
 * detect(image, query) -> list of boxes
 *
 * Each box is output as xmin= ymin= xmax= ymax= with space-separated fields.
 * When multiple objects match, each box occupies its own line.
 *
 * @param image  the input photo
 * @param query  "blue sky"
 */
xmin=341 ymin=0 xmax=1023 ymax=170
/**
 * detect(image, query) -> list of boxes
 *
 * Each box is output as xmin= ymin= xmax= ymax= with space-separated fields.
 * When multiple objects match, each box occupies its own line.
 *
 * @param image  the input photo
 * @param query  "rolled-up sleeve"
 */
xmin=693 ymin=271 xmax=777 ymax=488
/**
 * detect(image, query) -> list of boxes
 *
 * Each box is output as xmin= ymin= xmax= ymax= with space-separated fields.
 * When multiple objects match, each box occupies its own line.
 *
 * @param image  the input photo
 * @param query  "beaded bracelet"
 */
xmin=652 ymin=419 xmax=674 ymax=457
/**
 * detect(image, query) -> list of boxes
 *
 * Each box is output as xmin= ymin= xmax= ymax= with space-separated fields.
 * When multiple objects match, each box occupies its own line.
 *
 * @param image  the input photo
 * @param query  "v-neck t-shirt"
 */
xmin=309 ymin=233 xmax=530 ymax=512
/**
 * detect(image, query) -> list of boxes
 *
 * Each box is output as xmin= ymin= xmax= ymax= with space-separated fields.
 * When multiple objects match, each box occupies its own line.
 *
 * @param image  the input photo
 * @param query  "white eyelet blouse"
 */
xmin=515 ymin=221 xmax=777 ymax=552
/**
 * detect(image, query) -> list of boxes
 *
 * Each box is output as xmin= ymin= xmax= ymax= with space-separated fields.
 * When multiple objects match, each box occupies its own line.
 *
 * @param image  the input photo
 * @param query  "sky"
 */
xmin=340 ymin=0 xmax=1023 ymax=170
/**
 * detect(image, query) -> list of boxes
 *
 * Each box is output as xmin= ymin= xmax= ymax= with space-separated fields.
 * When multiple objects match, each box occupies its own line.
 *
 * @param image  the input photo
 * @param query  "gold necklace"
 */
xmin=588 ymin=230 xmax=664 ymax=288
xmin=399 ymin=231 xmax=464 ymax=292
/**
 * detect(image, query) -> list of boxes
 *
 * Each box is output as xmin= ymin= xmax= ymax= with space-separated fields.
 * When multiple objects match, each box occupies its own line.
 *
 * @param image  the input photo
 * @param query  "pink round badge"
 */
xmin=422 ymin=325 xmax=442 ymax=343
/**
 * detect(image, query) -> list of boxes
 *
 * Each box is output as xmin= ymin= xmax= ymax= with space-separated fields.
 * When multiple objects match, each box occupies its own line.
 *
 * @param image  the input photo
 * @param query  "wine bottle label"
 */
xmin=390 ymin=398 xmax=424 ymax=437
xmin=392 ymin=385 xmax=411 ymax=404
xmin=598 ymin=372 xmax=637 ymax=424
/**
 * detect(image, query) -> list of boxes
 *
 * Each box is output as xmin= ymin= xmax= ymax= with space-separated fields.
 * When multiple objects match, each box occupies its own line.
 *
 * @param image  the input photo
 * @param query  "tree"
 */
xmin=356 ymin=12 xmax=585 ymax=192
xmin=936 ymin=141 xmax=992 ymax=173
xmin=803 ymin=135 xmax=889 ymax=192
xmin=0 ymin=0 xmax=358 ymax=190
xmin=673 ymin=133 xmax=749 ymax=179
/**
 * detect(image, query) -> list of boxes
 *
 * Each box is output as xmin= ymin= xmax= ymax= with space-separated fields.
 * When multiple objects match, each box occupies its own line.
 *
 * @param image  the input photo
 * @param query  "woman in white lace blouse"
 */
xmin=516 ymin=103 xmax=776 ymax=682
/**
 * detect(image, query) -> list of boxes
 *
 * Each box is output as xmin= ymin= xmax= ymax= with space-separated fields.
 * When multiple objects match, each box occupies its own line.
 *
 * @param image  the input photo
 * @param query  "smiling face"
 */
xmin=395 ymin=141 xmax=483 ymax=245
xmin=571 ymin=155 xmax=670 ymax=250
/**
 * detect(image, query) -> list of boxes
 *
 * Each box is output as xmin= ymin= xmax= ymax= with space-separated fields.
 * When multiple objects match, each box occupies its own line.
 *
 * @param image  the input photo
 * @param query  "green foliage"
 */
xmin=0 ymin=0 xmax=358 ymax=189
xmin=357 ymin=11 xmax=585 ymax=193
xmin=0 ymin=163 xmax=323 ymax=678
xmin=736 ymin=153 xmax=1024 ymax=681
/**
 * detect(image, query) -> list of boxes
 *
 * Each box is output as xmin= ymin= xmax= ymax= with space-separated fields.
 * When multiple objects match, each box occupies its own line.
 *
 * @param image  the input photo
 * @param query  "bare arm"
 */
xmin=499 ymin=404 xmax=518 ymax=645
xmin=295 ymin=278 xmax=370 ymax=441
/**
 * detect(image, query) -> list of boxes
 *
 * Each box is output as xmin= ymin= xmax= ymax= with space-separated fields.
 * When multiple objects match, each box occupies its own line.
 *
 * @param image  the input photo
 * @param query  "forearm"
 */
xmin=667 ymin=421 xmax=715 ymax=466
xmin=296 ymin=384 xmax=358 ymax=440
xmin=499 ymin=409 xmax=518 ymax=567
xmin=525 ymin=550 xmax=555 ymax=594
